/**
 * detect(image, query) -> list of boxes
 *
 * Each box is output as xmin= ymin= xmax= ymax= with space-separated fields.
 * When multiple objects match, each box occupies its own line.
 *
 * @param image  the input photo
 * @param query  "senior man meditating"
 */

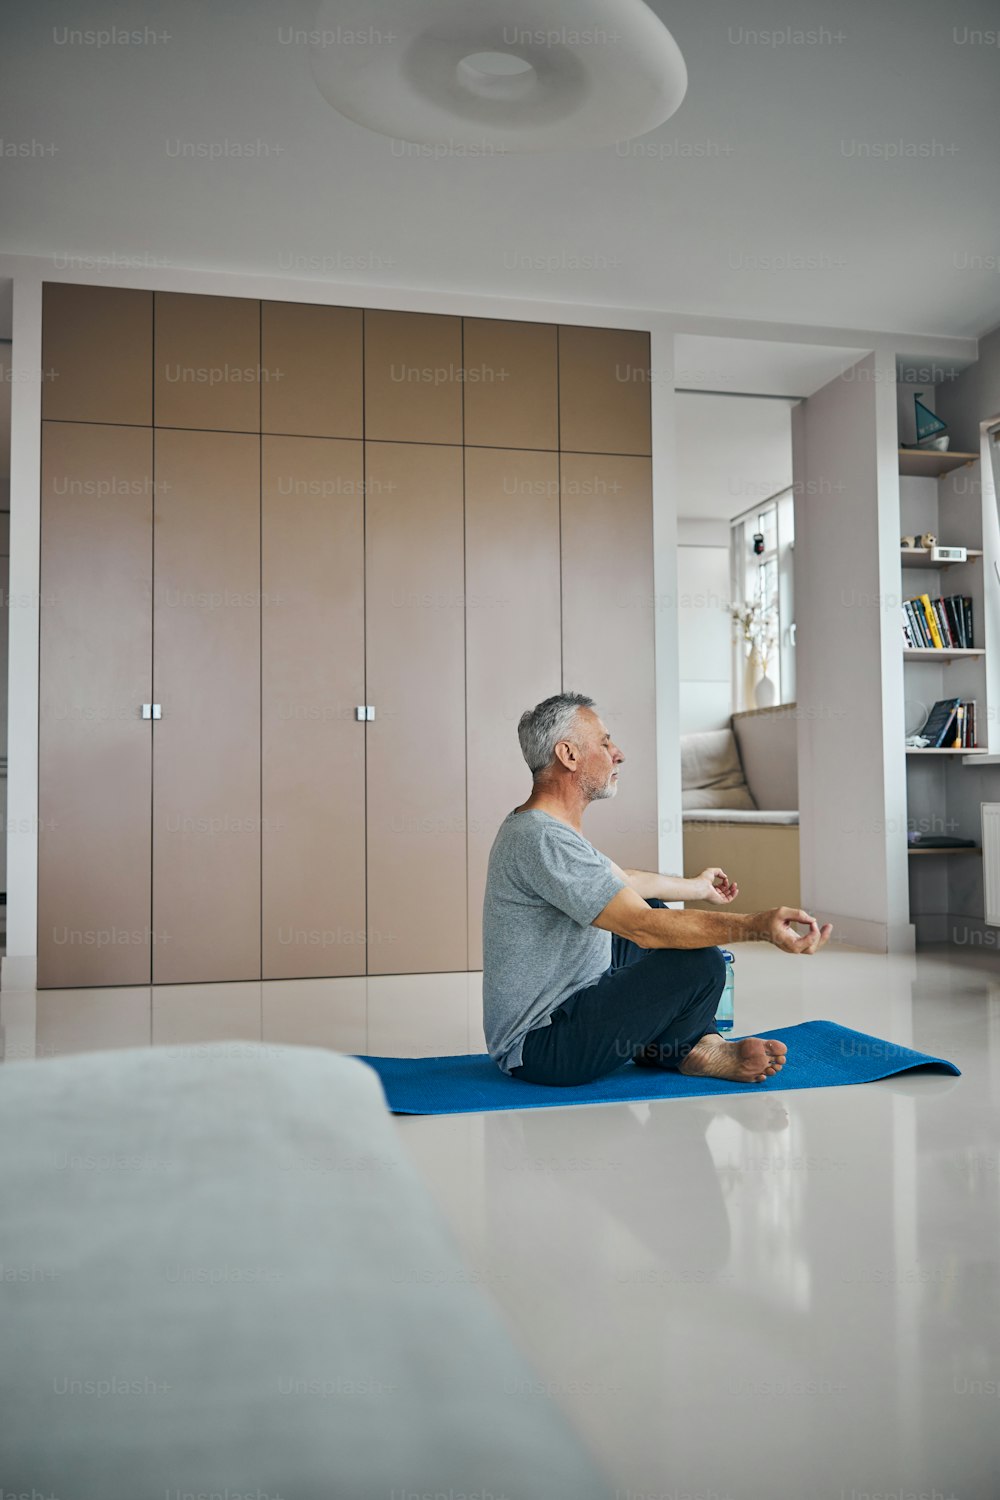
xmin=483 ymin=692 xmax=832 ymax=1087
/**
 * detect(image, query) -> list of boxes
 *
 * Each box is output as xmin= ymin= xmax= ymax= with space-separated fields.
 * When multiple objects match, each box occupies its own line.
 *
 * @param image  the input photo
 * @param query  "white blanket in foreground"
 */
xmin=0 ymin=1041 xmax=608 ymax=1500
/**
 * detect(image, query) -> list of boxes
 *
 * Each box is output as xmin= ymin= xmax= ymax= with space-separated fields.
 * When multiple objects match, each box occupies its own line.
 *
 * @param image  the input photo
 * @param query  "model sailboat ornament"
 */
xmin=903 ymin=392 xmax=950 ymax=451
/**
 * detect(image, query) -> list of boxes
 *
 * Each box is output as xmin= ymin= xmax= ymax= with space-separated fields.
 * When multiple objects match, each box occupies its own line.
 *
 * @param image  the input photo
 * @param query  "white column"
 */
xmin=792 ymin=350 xmax=913 ymax=952
xmin=4 ymin=272 xmax=42 ymax=989
xmin=651 ymin=325 xmax=681 ymax=881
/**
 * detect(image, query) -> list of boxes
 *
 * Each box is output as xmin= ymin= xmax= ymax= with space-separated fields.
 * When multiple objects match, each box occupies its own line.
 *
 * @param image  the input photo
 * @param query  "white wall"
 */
xmin=0 ymin=343 xmax=10 ymax=477
xmin=936 ymin=323 xmax=1000 ymax=454
xmin=0 ymin=343 xmax=8 ymax=903
xmin=0 ymin=513 xmax=7 ymax=899
xmin=776 ymin=489 xmax=795 ymax=702
xmin=792 ymin=351 xmax=912 ymax=952
xmin=675 ymin=392 xmax=793 ymax=521
xmin=677 ymin=545 xmax=731 ymax=734
xmin=5 ymin=278 xmax=39 ymax=984
xmin=677 ymin=517 xmax=729 ymax=547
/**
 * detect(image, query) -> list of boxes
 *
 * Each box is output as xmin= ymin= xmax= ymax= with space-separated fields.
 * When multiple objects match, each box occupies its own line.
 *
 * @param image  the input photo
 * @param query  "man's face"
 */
xmin=573 ymin=708 xmax=625 ymax=801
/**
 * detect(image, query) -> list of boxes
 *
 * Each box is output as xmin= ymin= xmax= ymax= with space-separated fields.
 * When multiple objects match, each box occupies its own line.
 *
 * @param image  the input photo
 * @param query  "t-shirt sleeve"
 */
xmin=521 ymin=822 xmax=627 ymax=927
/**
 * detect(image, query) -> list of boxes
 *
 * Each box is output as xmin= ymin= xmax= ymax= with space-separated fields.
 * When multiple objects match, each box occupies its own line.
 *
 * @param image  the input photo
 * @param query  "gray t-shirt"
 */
xmin=482 ymin=809 xmax=627 ymax=1074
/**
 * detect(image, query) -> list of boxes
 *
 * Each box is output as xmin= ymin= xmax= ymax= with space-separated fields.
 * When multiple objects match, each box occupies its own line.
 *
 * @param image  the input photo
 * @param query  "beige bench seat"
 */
xmin=681 ymin=705 xmax=800 ymax=912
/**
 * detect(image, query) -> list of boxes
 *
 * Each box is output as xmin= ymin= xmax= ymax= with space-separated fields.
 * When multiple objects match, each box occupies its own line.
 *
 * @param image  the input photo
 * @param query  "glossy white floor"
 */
xmin=2 ymin=940 xmax=998 ymax=1500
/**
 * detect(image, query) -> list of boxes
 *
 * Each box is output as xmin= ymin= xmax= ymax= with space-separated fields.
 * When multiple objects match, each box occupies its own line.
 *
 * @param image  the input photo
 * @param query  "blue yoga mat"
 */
xmin=355 ymin=1020 xmax=960 ymax=1116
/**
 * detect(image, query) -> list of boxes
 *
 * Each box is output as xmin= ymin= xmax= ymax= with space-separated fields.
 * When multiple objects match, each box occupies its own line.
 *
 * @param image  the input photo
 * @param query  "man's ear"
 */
xmin=553 ymin=739 xmax=578 ymax=772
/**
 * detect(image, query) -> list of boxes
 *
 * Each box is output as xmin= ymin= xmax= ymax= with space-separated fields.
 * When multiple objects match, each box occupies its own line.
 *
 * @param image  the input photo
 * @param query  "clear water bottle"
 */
xmin=716 ymin=949 xmax=735 ymax=1032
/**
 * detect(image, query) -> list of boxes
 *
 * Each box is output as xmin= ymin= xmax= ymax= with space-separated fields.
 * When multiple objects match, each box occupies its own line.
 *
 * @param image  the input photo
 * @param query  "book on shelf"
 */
xmin=947 ymin=594 xmax=971 ymax=648
xmin=919 ymin=593 xmax=944 ymax=648
xmin=901 ymin=594 xmax=973 ymax=650
xmin=909 ymin=697 xmax=978 ymax=749
xmin=932 ymin=598 xmax=953 ymax=648
xmin=903 ymin=598 xmax=926 ymax=647
xmin=908 ymin=833 xmax=978 ymax=848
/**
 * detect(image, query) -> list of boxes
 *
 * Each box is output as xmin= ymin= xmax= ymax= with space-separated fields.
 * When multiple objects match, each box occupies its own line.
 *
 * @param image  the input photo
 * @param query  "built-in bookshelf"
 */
xmin=897 ymin=448 xmax=980 ymax=478
xmin=907 ymin=846 xmax=981 ymax=855
xmin=899 ymin=428 xmax=991 ymax=939
xmin=904 ymin=647 xmax=984 ymax=662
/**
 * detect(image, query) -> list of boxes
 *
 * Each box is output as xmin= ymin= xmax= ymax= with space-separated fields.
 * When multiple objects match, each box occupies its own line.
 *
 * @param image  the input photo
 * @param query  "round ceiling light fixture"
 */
xmin=308 ymin=0 xmax=688 ymax=152
xmin=454 ymin=51 xmax=538 ymax=102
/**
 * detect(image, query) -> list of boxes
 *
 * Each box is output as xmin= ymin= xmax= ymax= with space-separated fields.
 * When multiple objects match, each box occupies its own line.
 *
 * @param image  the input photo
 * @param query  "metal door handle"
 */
xmin=356 ymin=705 xmax=375 ymax=721
xmin=141 ymin=704 xmax=162 ymax=720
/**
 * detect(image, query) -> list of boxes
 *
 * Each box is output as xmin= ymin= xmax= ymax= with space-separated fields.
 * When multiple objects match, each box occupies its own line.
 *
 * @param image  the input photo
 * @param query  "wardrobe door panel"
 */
xmin=560 ymin=453 xmax=657 ymax=869
xmin=558 ymin=326 xmax=651 ymax=455
xmin=465 ymin=448 xmax=562 ymax=969
xmin=261 ymin=436 xmax=366 ymax=977
xmin=462 ymin=319 xmax=558 ymax=451
xmin=154 ymin=292 xmax=259 ymax=432
xmin=42 ymin=284 xmax=152 ymax=426
xmin=152 ymin=430 xmax=261 ymax=982
xmin=38 ymin=421 xmax=153 ymax=986
xmin=364 ymin=310 xmax=463 ymax=445
xmin=365 ymin=442 xmax=466 ymax=973
xmin=261 ymin=302 xmax=363 ymax=438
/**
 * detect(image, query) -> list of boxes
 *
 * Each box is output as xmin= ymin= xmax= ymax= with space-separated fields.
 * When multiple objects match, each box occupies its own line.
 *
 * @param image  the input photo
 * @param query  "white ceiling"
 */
xmin=674 ymin=335 xmax=869 ymax=398
xmin=1 ymin=0 xmax=999 ymax=339
xmin=675 ymin=392 xmax=792 ymax=522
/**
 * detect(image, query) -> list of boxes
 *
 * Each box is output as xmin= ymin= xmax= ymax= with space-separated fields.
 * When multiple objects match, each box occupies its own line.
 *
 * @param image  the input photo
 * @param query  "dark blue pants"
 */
xmin=511 ymin=901 xmax=725 ymax=1087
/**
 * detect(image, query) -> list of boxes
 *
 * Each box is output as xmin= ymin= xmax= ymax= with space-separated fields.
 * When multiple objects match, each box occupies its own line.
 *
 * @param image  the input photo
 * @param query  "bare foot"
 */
xmin=680 ymin=1034 xmax=787 ymax=1084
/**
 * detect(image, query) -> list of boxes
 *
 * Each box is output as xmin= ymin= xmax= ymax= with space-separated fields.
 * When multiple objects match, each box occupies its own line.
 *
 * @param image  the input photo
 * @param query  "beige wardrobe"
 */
xmin=37 ymin=284 xmax=656 ymax=987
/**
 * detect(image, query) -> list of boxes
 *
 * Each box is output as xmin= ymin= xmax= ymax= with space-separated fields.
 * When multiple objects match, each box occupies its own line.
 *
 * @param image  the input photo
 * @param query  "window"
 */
xmin=730 ymin=493 xmax=794 ymax=710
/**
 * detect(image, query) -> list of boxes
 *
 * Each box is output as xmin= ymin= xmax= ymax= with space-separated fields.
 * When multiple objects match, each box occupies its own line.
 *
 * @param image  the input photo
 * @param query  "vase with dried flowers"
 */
xmin=730 ymin=591 xmax=778 ymax=708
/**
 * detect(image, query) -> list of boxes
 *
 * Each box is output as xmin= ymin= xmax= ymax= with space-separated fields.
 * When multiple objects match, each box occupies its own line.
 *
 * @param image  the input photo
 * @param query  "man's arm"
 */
xmin=617 ymin=865 xmax=738 ymax=904
xmin=593 ymin=885 xmax=832 ymax=954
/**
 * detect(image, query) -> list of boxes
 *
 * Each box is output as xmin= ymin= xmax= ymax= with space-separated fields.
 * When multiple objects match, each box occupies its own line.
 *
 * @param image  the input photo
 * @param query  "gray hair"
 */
xmin=517 ymin=692 xmax=595 ymax=777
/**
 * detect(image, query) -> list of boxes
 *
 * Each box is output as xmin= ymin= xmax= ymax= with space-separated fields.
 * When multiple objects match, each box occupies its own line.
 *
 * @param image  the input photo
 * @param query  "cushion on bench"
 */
xmin=680 ymin=727 xmax=756 ymax=811
xmin=731 ymin=705 xmax=799 ymax=812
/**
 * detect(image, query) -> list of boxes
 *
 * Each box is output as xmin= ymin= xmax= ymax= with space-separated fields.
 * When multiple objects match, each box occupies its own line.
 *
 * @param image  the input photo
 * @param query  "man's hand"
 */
xmin=691 ymin=867 xmax=738 ymax=904
xmin=765 ymin=907 xmax=833 ymax=954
